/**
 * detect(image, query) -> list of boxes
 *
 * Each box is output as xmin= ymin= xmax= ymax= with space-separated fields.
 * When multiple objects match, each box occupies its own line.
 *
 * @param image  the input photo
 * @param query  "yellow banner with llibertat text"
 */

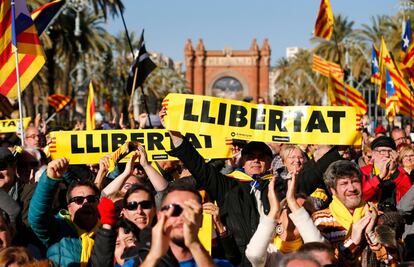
xmin=163 ymin=93 xmax=362 ymax=145
xmin=0 ymin=118 xmax=31 ymax=133
xmin=48 ymin=129 xmax=232 ymax=164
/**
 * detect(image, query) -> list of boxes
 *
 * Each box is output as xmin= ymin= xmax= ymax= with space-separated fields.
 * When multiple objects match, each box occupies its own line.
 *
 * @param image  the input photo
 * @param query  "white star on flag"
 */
xmin=388 ymin=79 xmax=394 ymax=89
xmin=403 ymin=36 xmax=410 ymax=49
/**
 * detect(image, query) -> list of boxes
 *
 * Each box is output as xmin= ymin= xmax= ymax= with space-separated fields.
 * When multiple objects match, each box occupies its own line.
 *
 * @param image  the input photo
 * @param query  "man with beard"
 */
xmin=312 ymin=160 xmax=395 ymax=266
xmin=28 ymin=157 xmax=100 ymax=266
xmin=141 ymin=184 xmax=232 ymax=267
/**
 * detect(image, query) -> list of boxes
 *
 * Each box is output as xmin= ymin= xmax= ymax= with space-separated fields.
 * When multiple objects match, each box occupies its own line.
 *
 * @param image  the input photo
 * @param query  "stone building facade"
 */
xmin=184 ymin=38 xmax=271 ymax=101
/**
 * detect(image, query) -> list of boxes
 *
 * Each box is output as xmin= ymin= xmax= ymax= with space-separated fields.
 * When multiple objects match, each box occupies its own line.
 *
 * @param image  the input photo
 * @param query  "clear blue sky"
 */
xmin=106 ymin=0 xmax=399 ymax=66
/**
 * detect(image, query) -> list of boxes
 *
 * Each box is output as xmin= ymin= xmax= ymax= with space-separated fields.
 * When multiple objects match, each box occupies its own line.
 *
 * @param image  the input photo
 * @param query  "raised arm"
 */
xmin=28 ymin=158 xmax=68 ymax=246
xmin=137 ymin=144 xmax=168 ymax=192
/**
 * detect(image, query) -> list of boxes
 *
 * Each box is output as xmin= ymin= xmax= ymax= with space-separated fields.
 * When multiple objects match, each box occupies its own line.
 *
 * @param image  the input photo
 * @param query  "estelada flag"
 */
xmin=312 ymin=54 xmax=343 ymax=79
xmin=314 ymin=0 xmax=334 ymax=40
xmin=0 ymin=0 xmax=46 ymax=99
xmin=31 ymin=0 xmax=65 ymax=36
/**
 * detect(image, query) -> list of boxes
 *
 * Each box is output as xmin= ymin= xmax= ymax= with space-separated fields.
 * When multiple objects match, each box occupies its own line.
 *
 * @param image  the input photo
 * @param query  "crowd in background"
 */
xmin=2 ymin=103 xmax=414 ymax=267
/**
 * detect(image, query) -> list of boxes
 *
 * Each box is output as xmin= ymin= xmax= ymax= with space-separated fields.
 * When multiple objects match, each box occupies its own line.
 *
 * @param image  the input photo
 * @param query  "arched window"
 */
xmin=212 ymin=76 xmax=243 ymax=99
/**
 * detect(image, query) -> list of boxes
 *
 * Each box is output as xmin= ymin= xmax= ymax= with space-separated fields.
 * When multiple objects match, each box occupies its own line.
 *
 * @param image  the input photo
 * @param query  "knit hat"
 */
xmin=371 ymin=136 xmax=396 ymax=150
xmin=374 ymin=125 xmax=386 ymax=135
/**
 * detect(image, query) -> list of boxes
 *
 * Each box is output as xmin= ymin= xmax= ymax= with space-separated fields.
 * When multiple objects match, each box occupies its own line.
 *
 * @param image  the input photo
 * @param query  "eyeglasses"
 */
xmin=404 ymin=154 xmax=414 ymax=160
xmin=374 ymin=149 xmax=393 ymax=155
xmin=68 ymin=195 xmax=99 ymax=205
xmin=394 ymin=137 xmax=407 ymax=143
xmin=125 ymin=200 xmax=153 ymax=211
xmin=26 ymin=134 xmax=41 ymax=139
xmin=160 ymin=203 xmax=183 ymax=217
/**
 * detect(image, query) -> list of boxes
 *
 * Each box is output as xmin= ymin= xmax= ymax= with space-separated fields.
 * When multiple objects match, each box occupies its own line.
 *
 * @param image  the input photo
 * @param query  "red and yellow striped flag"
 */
xmin=47 ymin=93 xmax=71 ymax=112
xmin=0 ymin=0 xmax=45 ymax=99
xmin=378 ymin=37 xmax=414 ymax=118
xmin=86 ymin=82 xmax=96 ymax=130
xmin=314 ymin=0 xmax=334 ymax=40
xmin=328 ymin=74 xmax=367 ymax=115
xmin=312 ymin=54 xmax=343 ymax=79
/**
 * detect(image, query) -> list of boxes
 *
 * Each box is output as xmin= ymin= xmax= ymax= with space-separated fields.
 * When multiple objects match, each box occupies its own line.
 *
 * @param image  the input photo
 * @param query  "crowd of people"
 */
xmin=1 ymin=107 xmax=414 ymax=267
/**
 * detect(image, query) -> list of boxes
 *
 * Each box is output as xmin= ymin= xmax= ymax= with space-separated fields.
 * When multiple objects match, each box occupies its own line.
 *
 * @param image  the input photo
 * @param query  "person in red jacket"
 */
xmin=361 ymin=136 xmax=412 ymax=210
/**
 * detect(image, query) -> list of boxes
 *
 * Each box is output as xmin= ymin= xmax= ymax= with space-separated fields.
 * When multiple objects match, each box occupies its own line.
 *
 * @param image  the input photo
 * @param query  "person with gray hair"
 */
xmin=312 ymin=160 xmax=396 ymax=265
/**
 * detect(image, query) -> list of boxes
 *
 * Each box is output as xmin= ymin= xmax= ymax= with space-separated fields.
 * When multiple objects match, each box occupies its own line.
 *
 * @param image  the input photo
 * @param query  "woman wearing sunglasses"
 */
xmin=121 ymin=184 xmax=156 ymax=232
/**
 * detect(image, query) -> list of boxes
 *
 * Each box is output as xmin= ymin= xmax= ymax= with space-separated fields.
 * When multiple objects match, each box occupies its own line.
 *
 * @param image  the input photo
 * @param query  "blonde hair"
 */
xmin=398 ymin=146 xmax=414 ymax=165
xmin=280 ymin=145 xmax=304 ymax=164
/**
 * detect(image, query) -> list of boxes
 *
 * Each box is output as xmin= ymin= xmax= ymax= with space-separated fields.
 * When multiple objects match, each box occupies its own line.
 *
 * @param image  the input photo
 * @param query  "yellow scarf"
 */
xmin=329 ymin=195 xmax=365 ymax=233
xmin=273 ymin=236 xmax=303 ymax=253
xmin=226 ymin=170 xmax=273 ymax=181
xmin=60 ymin=210 xmax=99 ymax=267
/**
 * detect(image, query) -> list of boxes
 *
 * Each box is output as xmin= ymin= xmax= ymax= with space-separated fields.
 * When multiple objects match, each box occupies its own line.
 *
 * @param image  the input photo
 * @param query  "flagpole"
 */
xmin=117 ymin=5 xmax=153 ymax=128
xmin=11 ymin=0 xmax=25 ymax=146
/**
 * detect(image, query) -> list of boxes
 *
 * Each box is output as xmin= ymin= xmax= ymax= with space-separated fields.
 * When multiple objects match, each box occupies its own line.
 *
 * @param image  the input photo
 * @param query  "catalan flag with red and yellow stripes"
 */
xmin=47 ymin=93 xmax=71 ymax=112
xmin=312 ymin=54 xmax=343 ymax=79
xmin=328 ymin=74 xmax=367 ymax=115
xmin=378 ymin=37 xmax=414 ymax=118
xmin=314 ymin=0 xmax=334 ymax=40
xmin=0 ymin=0 xmax=45 ymax=99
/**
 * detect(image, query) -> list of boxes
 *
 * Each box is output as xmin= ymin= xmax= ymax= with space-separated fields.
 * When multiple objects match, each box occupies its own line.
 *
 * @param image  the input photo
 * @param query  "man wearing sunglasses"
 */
xmin=28 ymin=157 xmax=101 ymax=267
xmin=141 ymin=184 xmax=232 ymax=267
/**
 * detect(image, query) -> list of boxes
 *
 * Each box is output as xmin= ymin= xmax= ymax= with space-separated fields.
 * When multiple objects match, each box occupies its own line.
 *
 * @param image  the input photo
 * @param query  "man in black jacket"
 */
xmin=161 ymin=107 xmax=274 ymax=267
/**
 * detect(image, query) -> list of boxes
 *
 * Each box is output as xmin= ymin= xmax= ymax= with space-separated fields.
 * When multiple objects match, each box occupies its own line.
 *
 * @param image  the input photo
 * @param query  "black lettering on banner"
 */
xmin=147 ymin=132 xmax=165 ymax=150
xmin=200 ymin=134 xmax=212 ymax=148
xmin=183 ymin=99 xmax=199 ymax=122
xmin=71 ymin=135 xmax=84 ymax=153
xmin=229 ymin=104 xmax=248 ymax=127
xmin=200 ymin=100 xmax=216 ymax=124
xmin=305 ymin=111 xmax=328 ymax=133
xmin=86 ymin=134 xmax=100 ymax=153
xmin=8 ymin=121 xmax=16 ymax=127
xmin=130 ymin=133 xmax=145 ymax=144
xmin=268 ymin=110 xmax=287 ymax=132
xmin=112 ymin=134 xmax=127 ymax=151
xmin=250 ymin=108 xmax=266 ymax=130
xmin=101 ymin=134 xmax=109 ymax=153
xmin=327 ymin=111 xmax=346 ymax=133
xmin=185 ymin=133 xmax=201 ymax=148
xmin=293 ymin=111 xmax=304 ymax=132
xmin=217 ymin=103 xmax=227 ymax=125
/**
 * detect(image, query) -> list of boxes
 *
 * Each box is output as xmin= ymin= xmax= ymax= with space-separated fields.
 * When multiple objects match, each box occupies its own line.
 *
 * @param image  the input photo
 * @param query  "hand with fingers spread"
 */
xmin=267 ymin=176 xmax=280 ymax=220
xmin=47 ymin=157 xmax=69 ymax=179
xmin=182 ymin=199 xmax=203 ymax=248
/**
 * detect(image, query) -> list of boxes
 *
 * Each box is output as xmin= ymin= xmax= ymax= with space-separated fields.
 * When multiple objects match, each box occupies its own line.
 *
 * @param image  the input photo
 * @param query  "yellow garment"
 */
xmin=273 ymin=235 xmax=303 ymax=253
xmin=226 ymin=170 xmax=273 ymax=181
xmin=329 ymin=195 xmax=365 ymax=233
xmin=310 ymin=188 xmax=328 ymax=202
xmin=61 ymin=211 xmax=99 ymax=267
xmin=373 ymin=164 xmax=391 ymax=180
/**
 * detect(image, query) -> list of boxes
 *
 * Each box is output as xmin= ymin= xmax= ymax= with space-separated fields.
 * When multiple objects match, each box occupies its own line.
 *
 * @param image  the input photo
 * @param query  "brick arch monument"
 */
xmin=184 ymin=38 xmax=271 ymax=101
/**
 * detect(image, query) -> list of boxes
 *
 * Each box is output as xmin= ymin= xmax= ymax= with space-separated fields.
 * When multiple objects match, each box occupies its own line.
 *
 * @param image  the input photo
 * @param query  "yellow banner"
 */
xmin=198 ymin=213 xmax=213 ymax=255
xmin=0 ymin=118 xmax=31 ymax=133
xmin=163 ymin=93 xmax=362 ymax=145
xmin=49 ymin=129 xmax=232 ymax=164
